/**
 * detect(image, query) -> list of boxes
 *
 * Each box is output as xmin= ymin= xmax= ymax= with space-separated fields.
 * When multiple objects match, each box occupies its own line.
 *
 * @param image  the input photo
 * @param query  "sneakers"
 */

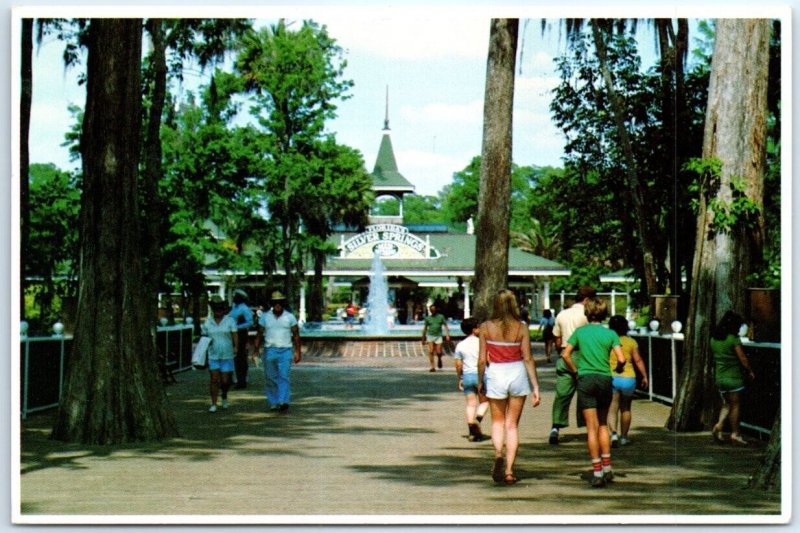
xmin=437 ymin=356 xmax=443 ymax=369
xmin=278 ymin=403 xmax=290 ymax=413
xmin=603 ymin=470 xmax=615 ymax=483
xmin=611 ymin=432 xmax=619 ymax=448
xmin=468 ymin=423 xmax=486 ymax=442
xmin=221 ymin=399 xmax=229 ymax=409
xmin=619 ymin=437 xmax=630 ymax=446
xmin=549 ymin=428 xmax=559 ymax=445
xmin=208 ymin=404 xmax=218 ymax=413
xmin=589 ymin=474 xmax=606 ymax=488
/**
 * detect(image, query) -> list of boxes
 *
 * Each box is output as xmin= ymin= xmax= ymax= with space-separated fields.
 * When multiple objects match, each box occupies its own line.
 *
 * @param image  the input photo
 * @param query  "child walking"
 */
xmin=453 ymin=317 xmax=490 ymax=442
xmin=561 ymin=298 xmax=626 ymax=488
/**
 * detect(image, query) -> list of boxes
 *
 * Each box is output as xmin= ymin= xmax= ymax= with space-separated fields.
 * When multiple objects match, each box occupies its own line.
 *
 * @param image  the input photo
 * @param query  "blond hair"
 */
xmin=491 ymin=289 xmax=521 ymax=337
xmin=584 ymin=298 xmax=609 ymax=322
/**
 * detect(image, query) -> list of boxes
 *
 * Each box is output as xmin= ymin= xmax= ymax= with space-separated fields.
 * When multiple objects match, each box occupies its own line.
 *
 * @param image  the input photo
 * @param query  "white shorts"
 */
xmin=485 ymin=361 xmax=531 ymax=399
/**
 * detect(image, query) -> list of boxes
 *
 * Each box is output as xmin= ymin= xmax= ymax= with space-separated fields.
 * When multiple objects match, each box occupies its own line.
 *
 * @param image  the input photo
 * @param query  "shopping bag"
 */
xmin=192 ymin=336 xmax=211 ymax=367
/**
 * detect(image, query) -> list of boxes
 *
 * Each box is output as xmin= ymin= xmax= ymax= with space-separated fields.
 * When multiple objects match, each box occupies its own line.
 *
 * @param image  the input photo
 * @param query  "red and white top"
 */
xmin=486 ymin=339 xmax=523 ymax=364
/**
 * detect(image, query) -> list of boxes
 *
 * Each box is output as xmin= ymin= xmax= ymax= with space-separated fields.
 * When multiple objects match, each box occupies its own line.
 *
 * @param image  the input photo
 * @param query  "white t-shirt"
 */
xmin=453 ymin=335 xmax=480 ymax=374
xmin=259 ymin=309 xmax=298 ymax=348
xmin=553 ymin=303 xmax=587 ymax=344
xmin=201 ymin=315 xmax=237 ymax=360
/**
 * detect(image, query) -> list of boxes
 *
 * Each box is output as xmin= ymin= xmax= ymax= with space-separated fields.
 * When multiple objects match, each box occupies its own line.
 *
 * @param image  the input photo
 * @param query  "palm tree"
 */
xmin=510 ymin=218 xmax=560 ymax=258
xmin=545 ymin=18 xmax=692 ymax=298
xmin=472 ymin=18 xmax=519 ymax=322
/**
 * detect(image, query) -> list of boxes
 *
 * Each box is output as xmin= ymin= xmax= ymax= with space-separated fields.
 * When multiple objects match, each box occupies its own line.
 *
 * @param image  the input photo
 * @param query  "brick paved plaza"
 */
xmin=17 ymin=348 xmax=783 ymax=524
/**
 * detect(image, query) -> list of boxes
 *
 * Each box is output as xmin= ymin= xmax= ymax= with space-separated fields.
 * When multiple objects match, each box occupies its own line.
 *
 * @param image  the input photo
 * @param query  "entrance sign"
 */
xmin=340 ymin=224 xmax=439 ymax=259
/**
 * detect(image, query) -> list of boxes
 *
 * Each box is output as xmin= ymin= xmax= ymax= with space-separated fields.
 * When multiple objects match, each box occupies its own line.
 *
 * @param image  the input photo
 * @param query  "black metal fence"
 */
xmin=632 ymin=333 xmax=780 ymax=437
xmin=19 ymin=325 xmax=195 ymax=419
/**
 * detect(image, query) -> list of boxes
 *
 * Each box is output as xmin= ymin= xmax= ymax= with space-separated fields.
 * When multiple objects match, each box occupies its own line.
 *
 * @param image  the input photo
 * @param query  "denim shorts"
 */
xmin=461 ymin=372 xmax=484 ymax=395
xmin=612 ymin=376 xmax=637 ymax=397
xmin=208 ymin=358 xmax=235 ymax=372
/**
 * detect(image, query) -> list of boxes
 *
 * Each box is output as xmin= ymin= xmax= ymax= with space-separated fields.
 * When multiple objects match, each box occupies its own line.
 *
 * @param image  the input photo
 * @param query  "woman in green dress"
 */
xmin=710 ymin=311 xmax=756 ymax=445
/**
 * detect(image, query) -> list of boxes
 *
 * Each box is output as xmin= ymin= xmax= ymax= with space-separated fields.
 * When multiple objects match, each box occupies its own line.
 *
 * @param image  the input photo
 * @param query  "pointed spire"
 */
xmin=383 ymin=85 xmax=390 ymax=131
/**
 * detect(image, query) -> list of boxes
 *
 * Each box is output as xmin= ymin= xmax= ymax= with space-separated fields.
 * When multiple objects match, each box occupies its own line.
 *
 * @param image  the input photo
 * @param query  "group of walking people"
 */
xmin=455 ymin=286 xmax=755 ymax=488
xmin=199 ymin=283 xmax=756 ymax=489
xmin=200 ymin=290 xmax=301 ymax=414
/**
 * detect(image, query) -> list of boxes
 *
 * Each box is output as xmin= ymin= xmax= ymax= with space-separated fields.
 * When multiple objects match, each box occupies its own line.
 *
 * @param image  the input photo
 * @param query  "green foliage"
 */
xmin=548 ymin=23 xmax=711 ymax=294
xmin=160 ymin=83 xmax=266 ymax=290
xmin=685 ymin=157 xmax=763 ymax=234
xmin=441 ymin=156 xmax=481 ymax=223
xmin=402 ymin=194 xmax=448 ymax=225
xmin=25 ymin=163 xmax=80 ymax=325
xmin=230 ymin=19 xmax=361 ymax=304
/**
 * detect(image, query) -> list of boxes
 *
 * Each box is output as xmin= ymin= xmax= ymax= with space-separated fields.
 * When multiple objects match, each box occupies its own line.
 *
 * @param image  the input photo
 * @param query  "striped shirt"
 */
xmin=487 ymin=339 xmax=523 ymax=364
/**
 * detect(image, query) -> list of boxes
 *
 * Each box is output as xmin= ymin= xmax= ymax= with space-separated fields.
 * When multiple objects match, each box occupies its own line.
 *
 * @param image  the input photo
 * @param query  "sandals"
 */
xmin=492 ymin=458 xmax=505 ymax=483
xmin=491 ymin=458 xmax=519 ymax=485
xmin=730 ymin=434 xmax=749 ymax=446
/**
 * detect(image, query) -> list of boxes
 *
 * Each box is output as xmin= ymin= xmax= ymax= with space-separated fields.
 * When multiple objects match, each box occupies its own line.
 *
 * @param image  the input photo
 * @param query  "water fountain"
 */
xmin=363 ymin=251 xmax=389 ymax=334
xmin=299 ymin=255 xmax=461 ymax=360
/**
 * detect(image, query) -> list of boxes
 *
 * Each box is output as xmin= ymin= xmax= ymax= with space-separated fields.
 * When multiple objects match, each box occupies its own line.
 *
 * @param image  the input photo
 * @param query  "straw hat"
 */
xmin=270 ymin=290 xmax=287 ymax=302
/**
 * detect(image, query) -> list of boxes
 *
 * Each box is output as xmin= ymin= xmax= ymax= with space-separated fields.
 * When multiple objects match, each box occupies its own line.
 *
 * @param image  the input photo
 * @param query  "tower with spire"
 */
xmin=369 ymin=86 xmax=415 ymax=224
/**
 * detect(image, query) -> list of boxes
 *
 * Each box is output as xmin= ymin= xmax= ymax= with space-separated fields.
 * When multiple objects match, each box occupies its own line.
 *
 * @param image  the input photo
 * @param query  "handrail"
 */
xmin=628 ymin=333 xmax=780 ymax=437
xmin=20 ymin=324 xmax=195 ymax=419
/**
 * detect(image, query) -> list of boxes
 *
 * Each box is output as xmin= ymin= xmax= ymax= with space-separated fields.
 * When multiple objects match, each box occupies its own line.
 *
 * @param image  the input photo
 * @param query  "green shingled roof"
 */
xmin=371 ymin=133 xmax=415 ymax=191
xmin=325 ymin=232 xmax=569 ymax=277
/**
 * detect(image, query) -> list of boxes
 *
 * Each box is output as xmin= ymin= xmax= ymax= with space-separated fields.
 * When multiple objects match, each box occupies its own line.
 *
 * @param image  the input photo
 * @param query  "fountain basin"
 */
xmin=300 ymin=322 xmax=464 ymax=359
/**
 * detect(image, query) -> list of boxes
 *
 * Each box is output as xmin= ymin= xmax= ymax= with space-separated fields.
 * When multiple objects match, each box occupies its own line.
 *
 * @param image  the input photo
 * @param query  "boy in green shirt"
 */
xmin=562 ymin=298 xmax=625 ymax=488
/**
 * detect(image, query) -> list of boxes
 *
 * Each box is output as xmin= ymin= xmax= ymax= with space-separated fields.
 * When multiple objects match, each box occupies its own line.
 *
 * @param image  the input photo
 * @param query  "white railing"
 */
xmin=629 ymin=331 xmax=780 ymax=438
xmin=20 ymin=323 xmax=195 ymax=419
xmin=20 ymin=334 xmax=70 ymax=419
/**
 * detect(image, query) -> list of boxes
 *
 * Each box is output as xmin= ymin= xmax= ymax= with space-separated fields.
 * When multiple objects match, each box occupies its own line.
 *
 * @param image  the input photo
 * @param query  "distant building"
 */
xmin=206 ymin=99 xmax=569 ymax=323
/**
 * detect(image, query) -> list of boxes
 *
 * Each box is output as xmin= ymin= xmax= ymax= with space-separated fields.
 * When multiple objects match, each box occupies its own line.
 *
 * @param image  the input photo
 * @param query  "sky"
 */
xmin=25 ymin=7 xmax=664 ymax=197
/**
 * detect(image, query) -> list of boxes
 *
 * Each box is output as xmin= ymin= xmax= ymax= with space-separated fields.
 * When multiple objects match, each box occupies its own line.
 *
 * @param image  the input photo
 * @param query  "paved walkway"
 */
xmin=18 ymin=349 xmax=781 ymax=523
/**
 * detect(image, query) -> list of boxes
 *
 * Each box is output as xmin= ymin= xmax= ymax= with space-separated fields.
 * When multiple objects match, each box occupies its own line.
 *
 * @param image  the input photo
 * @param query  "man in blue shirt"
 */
xmin=228 ymin=289 xmax=254 ymax=389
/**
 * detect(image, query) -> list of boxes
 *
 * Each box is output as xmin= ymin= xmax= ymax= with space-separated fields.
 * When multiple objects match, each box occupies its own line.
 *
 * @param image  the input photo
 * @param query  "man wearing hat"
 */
xmin=254 ymin=290 xmax=302 ymax=413
xmin=228 ymin=289 xmax=254 ymax=389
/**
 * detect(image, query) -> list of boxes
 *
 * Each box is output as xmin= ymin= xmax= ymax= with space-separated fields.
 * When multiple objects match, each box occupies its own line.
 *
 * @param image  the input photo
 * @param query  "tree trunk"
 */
xmin=591 ymin=21 xmax=660 ymax=298
xmin=308 ymin=248 xmax=325 ymax=322
xmin=656 ymin=19 xmax=690 ymax=297
xmin=472 ymin=18 xmax=517 ymax=322
xmin=668 ymin=19 xmax=770 ymax=431
xmin=20 ymin=18 xmax=33 ymax=320
xmin=51 ymin=19 xmax=179 ymax=444
xmin=142 ymin=19 xmax=168 ymax=320
xmin=750 ymin=410 xmax=780 ymax=490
